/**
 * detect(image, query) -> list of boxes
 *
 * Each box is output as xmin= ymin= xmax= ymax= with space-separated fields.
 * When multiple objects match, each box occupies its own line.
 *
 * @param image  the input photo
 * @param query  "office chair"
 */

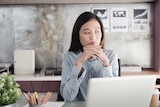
xmin=57 ymin=58 xmax=121 ymax=101
xmin=118 ymin=59 xmax=121 ymax=76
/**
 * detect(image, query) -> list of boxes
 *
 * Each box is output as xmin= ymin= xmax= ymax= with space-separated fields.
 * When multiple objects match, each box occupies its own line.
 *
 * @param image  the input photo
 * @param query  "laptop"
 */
xmin=86 ymin=75 xmax=156 ymax=107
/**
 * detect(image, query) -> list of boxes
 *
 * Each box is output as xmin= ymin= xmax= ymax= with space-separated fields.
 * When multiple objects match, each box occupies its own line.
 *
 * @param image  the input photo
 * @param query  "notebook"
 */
xmin=86 ymin=75 xmax=156 ymax=107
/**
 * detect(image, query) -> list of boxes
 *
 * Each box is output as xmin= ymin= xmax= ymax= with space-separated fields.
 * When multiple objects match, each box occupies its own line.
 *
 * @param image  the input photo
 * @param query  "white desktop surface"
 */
xmin=23 ymin=102 xmax=65 ymax=107
xmin=14 ymin=74 xmax=61 ymax=81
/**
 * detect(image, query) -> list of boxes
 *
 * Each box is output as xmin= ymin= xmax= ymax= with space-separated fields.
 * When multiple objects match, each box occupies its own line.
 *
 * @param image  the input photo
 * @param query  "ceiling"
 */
xmin=0 ymin=0 xmax=156 ymax=4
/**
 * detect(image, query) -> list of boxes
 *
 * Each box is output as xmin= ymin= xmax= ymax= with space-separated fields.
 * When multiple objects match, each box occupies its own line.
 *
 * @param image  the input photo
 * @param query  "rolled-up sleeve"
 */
xmin=60 ymin=54 xmax=86 ymax=101
xmin=93 ymin=51 xmax=119 ymax=77
xmin=101 ymin=52 xmax=119 ymax=77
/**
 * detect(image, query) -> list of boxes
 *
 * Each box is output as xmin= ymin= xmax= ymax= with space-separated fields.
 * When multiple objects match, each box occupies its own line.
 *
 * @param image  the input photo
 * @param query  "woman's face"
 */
xmin=79 ymin=19 xmax=102 ymax=47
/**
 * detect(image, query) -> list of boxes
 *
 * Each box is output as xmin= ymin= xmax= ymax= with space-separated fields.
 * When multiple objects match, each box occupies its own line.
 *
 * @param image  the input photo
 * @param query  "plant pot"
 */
xmin=0 ymin=103 xmax=16 ymax=107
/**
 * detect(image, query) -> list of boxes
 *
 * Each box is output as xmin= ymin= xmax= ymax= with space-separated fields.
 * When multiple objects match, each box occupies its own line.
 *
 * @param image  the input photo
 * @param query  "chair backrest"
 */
xmin=118 ymin=59 xmax=121 ymax=76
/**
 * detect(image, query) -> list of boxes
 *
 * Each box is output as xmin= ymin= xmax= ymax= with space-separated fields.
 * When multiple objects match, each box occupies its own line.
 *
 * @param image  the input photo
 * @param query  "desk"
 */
xmin=122 ymin=70 xmax=160 ymax=78
xmin=10 ymin=70 xmax=160 ymax=90
xmin=13 ymin=70 xmax=160 ymax=81
xmin=62 ymin=101 xmax=85 ymax=107
xmin=122 ymin=70 xmax=160 ymax=88
xmin=8 ymin=69 xmax=159 ymax=81
xmin=12 ymin=70 xmax=160 ymax=107
xmin=14 ymin=74 xmax=61 ymax=81
xmin=12 ymin=70 xmax=160 ymax=91
xmin=14 ymin=70 xmax=160 ymax=87
xmin=11 ymin=73 xmax=62 ymax=92
xmin=122 ymin=70 xmax=160 ymax=107
xmin=14 ymin=70 xmax=160 ymax=81
xmin=16 ymin=98 xmax=160 ymax=107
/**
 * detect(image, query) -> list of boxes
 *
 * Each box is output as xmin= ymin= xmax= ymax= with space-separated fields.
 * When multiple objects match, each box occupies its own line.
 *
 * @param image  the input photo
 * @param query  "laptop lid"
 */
xmin=86 ymin=75 xmax=156 ymax=107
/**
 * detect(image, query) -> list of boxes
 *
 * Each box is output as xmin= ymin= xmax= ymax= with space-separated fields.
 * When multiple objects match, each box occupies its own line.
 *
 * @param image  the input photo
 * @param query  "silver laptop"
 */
xmin=86 ymin=75 xmax=156 ymax=107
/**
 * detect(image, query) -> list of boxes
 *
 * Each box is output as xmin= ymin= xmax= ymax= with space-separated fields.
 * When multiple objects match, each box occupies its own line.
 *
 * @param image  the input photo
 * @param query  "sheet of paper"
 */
xmin=132 ymin=9 xmax=150 ymax=32
xmin=92 ymin=8 xmax=109 ymax=32
xmin=111 ymin=8 xmax=128 ymax=32
xmin=23 ymin=102 xmax=65 ymax=107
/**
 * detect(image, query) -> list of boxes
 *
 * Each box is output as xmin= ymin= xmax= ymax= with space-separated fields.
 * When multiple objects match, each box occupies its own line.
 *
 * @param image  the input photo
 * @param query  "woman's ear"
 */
xmin=100 ymin=29 xmax=106 ymax=49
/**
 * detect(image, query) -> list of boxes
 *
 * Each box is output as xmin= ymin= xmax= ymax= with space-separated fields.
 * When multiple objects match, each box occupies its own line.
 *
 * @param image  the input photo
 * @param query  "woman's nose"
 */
xmin=90 ymin=32 xmax=96 ymax=40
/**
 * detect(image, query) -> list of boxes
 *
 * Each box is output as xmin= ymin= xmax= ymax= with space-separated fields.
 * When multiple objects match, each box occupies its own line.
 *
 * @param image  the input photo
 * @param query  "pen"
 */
xmin=34 ymin=91 xmax=39 ymax=104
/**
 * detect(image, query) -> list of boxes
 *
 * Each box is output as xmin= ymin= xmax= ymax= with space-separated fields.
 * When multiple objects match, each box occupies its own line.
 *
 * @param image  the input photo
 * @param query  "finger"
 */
xmin=93 ymin=45 xmax=103 ymax=51
xmin=91 ymin=54 xmax=98 ymax=59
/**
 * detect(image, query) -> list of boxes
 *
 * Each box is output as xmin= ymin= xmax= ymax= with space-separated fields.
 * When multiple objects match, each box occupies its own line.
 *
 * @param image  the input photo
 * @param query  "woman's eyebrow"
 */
xmin=82 ymin=28 xmax=90 ymax=31
xmin=82 ymin=27 xmax=100 ymax=31
xmin=95 ymin=27 xmax=101 ymax=29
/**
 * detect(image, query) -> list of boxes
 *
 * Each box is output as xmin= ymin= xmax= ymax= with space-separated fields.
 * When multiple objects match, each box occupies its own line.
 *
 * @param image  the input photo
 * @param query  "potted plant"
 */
xmin=0 ymin=73 xmax=21 ymax=107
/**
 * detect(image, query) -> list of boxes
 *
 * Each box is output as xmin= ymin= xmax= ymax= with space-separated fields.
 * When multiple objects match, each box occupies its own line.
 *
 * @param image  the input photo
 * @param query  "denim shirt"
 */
xmin=60 ymin=49 xmax=119 ymax=102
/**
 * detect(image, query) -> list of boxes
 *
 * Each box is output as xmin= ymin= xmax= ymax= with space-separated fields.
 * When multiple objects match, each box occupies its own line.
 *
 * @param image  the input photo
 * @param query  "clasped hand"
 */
xmin=76 ymin=44 xmax=109 ymax=68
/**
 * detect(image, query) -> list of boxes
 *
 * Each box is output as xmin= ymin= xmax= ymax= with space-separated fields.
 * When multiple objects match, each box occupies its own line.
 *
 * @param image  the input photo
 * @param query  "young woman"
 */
xmin=60 ymin=11 xmax=119 ymax=102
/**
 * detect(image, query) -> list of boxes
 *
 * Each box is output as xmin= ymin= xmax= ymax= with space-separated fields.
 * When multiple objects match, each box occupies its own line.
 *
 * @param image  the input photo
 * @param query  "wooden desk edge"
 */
xmin=122 ymin=70 xmax=160 ymax=88
xmin=122 ymin=70 xmax=160 ymax=79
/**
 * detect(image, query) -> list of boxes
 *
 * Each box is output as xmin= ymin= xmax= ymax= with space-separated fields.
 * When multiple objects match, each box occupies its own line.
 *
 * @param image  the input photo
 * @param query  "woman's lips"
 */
xmin=90 ymin=42 xmax=96 ymax=45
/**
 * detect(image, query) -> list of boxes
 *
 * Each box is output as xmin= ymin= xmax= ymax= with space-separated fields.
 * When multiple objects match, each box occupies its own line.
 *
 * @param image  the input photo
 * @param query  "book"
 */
xmin=121 ymin=65 xmax=142 ymax=72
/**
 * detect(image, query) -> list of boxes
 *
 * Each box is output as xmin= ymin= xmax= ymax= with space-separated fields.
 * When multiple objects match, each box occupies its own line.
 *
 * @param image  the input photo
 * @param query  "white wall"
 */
xmin=0 ymin=3 xmax=154 ymax=68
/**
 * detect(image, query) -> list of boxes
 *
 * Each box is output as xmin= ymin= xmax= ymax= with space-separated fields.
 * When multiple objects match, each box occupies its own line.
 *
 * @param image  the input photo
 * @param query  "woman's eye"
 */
xmin=84 ymin=32 xmax=91 ymax=35
xmin=95 ymin=30 xmax=100 ymax=34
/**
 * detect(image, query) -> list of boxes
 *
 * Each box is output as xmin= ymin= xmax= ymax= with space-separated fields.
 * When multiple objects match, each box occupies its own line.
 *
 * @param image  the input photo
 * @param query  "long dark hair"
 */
xmin=69 ymin=11 xmax=105 ymax=53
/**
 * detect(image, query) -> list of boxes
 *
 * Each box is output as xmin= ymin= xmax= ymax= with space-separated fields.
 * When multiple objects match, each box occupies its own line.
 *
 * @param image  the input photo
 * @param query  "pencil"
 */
xmin=47 ymin=92 xmax=52 ymax=101
xmin=27 ymin=92 xmax=33 ymax=104
xmin=38 ymin=95 xmax=43 ymax=105
xmin=34 ymin=91 xmax=39 ymax=104
xmin=30 ymin=95 xmax=34 ymax=105
xmin=43 ymin=92 xmax=50 ymax=104
xmin=23 ymin=91 xmax=52 ymax=105
xmin=43 ymin=92 xmax=52 ymax=104
xmin=32 ymin=93 xmax=36 ymax=105
xmin=23 ymin=92 xmax=30 ymax=102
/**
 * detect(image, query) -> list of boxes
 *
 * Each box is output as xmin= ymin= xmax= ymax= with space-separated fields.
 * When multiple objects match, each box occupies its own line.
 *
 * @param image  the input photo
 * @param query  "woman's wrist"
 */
xmin=75 ymin=61 xmax=84 ymax=78
xmin=103 ymin=63 xmax=109 ymax=67
xmin=75 ymin=61 xmax=82 ymax=69
xmin=78 ymin=67 xmax=84 ymax=78
xmin=102 ymin=59 xmax=109 ymax=67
